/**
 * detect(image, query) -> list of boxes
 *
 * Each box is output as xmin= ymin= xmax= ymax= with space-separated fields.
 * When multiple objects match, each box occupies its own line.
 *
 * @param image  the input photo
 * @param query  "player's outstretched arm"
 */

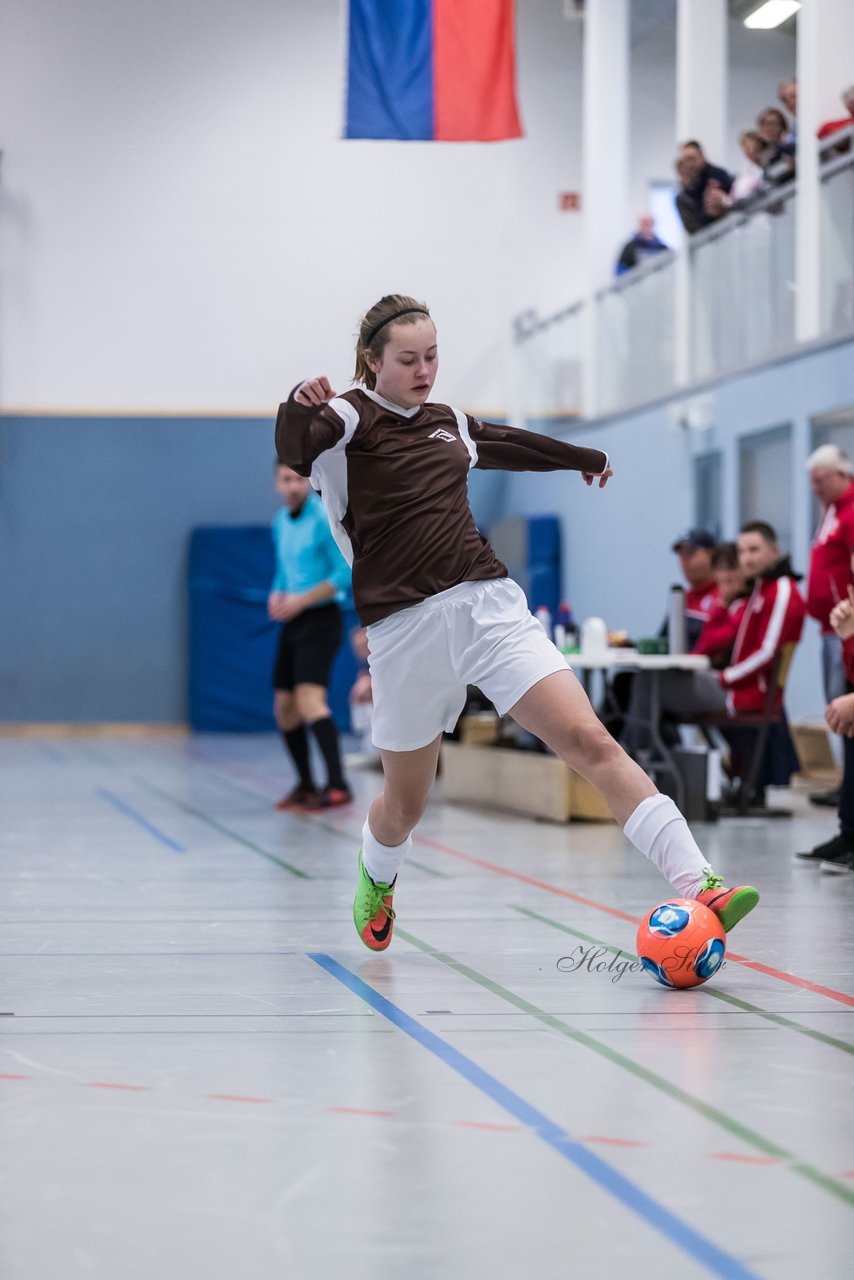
xmin=468 ymin=416 xmax=611 ymax=482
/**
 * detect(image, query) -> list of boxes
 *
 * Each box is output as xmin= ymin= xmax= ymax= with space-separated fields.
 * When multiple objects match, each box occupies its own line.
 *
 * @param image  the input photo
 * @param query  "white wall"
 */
xmin=0 ymin=0 xmax=588 ymax=414
xmin=0 ymin=1 xmax=797 ymax=414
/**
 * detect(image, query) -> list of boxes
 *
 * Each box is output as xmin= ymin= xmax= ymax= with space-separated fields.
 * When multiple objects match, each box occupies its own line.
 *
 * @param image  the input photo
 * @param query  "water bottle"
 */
xmin=668 ymin=584 xmax=686 ymax=655
xmin=535 ymin=605 xmax=552 ymax=639
xmin=554 ymin=602 xmax=577 ymax=650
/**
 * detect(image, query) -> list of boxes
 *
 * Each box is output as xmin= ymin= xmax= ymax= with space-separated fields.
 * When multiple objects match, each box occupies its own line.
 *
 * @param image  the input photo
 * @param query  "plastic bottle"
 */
xmin=554 ymin=602 xmax=577 ymax=650
xmin=668 ymin=584 xmax=686 ymax=655
xmin=535 ymin=605 xmax=552 ymax=639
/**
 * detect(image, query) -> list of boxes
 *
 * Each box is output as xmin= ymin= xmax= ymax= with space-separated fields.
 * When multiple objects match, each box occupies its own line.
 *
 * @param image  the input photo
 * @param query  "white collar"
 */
xmin=363 ymin=388 xmax=422 ymax=419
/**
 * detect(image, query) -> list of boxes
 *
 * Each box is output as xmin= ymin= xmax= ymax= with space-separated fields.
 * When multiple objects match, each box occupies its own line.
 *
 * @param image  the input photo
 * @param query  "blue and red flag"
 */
xmin=345 ymin=0 xmax=523 ymax=142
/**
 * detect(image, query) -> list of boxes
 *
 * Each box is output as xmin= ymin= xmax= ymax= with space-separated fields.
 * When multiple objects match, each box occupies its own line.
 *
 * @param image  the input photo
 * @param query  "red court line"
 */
xmin=413 ymin=834 xmax=854 ymax=1008
xmin=206 ymin=1093 xmax=274 ymax=1104
xmin=86 ymin=1081 xmax=151 ymax=1092
xmin=0 ymin=1073 xmax=31 ymax=1080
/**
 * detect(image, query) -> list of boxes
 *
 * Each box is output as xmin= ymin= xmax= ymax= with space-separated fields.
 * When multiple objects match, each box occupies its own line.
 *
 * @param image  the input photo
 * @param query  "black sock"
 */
xmin=282 ymin=726 xmax=315 ymax=790
xmin=308 ymin=715 xmax=347 ymax=791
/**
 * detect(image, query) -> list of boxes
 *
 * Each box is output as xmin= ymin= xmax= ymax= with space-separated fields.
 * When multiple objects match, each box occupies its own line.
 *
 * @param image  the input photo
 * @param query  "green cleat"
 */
xmin=353 ymin=850 xmax=396 ymax=951
xmin=696 ymin=874 xmax=759 ymax=933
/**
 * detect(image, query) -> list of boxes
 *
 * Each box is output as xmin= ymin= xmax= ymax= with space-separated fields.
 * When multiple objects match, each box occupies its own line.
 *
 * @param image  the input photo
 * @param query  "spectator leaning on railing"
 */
xmin=730 ymin=131 xmax=767 ymax=205
xmin=674 ymin=141 xmax=734 ymax=234
xmin=817 ymin=84 xmax=854 ymax=152
xmin=757 ymin=107 xmax=796 ymax=184
xmin=777 ymin=78 xmax=797 ymax=142
xmin=707 ymin=130 xmax=768 ymax=219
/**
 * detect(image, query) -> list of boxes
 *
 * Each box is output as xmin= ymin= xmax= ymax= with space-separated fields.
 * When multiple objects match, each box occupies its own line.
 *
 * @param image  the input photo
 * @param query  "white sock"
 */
xmin=623 ymin=795 xmax=713 ymax=898
xmin=361 ymin=817 xmax=411 ymax=886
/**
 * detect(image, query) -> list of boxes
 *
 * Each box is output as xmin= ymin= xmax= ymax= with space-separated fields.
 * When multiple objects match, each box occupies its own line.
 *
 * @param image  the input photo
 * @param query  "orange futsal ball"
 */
xmin=636 ymin=899 xmax=726 ymax=989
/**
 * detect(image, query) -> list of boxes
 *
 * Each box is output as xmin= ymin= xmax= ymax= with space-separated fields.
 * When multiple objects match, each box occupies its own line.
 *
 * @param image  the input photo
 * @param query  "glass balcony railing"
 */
xmin=515 ymin=303 xmax=584 ymax=430
xmin=689 ymin=183 xmax=797 ymax=382
xmin=595 ymin=250 xmax=676 ymax=414
xmin=820 ymin=127 xmax=854 ymax=335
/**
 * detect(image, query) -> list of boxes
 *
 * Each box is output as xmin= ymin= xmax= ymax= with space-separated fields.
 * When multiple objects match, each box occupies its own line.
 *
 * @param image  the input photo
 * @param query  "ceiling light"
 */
xmin=743 ymin=1 xmax=800 ymax=29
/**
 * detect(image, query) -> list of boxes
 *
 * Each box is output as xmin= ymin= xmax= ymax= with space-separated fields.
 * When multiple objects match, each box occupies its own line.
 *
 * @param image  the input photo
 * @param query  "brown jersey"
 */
xmin=275 ymin=386 xmax=609 ymax=627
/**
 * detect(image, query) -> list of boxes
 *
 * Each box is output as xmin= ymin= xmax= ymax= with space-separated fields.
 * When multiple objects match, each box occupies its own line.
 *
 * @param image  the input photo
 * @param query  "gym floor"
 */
xmin=1 ymin=734 xmax=852 ymax=1280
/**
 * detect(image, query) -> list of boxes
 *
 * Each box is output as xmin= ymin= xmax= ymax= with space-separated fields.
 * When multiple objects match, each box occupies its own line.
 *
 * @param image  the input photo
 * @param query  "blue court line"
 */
xmin=35 ymin=742 xmax=66 ymax=762
xmin=309 ymin=953 xmax=765 ymax=1280
xmin=95 ymin=788 xmax=186 ymax=853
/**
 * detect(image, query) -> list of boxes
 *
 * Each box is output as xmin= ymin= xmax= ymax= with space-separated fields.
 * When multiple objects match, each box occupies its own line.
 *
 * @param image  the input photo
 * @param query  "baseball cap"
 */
xmin=671 ymin=528 xmax=716 ymax=552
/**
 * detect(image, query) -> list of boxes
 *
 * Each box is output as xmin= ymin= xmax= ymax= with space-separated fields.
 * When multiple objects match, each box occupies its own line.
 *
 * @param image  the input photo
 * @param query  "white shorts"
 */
xmin=366 ymin=578 xmax=571 ymax=752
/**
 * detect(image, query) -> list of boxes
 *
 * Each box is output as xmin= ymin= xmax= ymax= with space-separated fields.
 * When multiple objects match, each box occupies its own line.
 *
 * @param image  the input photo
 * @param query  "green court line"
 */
xmin=514 ymin=905 xmax=854 ymax=1058
xmin=396 ymin=926 xmax=854 ymax=1210
xmin=133 ymin=776 xmax=311 ymax=880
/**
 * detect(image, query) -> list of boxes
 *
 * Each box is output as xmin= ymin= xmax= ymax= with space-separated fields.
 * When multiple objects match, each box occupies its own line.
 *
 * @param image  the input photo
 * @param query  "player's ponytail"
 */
xmin=354 ymin=294 xmax=431 ymax=389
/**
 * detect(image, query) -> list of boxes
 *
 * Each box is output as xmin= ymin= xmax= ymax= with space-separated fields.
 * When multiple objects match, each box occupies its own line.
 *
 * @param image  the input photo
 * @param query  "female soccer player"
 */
xmin=276 ymin=294 xmax=758 ymax=951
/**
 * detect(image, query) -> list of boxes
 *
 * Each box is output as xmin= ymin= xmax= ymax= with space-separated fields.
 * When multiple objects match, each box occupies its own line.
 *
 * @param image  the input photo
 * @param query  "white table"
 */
xmin=564 ymin=649 xmax=712 ymax=809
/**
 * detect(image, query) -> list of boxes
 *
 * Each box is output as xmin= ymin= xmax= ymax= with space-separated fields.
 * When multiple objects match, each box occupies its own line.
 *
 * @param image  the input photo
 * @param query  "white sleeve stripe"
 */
xmin=724 ymin=577 xmax=791 ymax=685
xmin=309 ymin=397 xmax=360 ymax=492
xmin=452 ymin=409 xmax=478 ymax=469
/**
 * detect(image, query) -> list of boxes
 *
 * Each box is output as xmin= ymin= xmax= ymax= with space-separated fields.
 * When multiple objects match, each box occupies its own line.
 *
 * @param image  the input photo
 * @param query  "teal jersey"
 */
xmin=271 ymin=493 xmax=351 ymax=607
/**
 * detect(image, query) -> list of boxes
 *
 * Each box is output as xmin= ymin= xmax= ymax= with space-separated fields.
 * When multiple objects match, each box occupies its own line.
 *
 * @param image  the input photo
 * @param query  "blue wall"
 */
xmin=0 ymin=413 xmax=507 ymax=723
xmin=504 ymin=337 xmax=854 ymax=723
xmin=0 ymin=415 xmax=277 ymax=721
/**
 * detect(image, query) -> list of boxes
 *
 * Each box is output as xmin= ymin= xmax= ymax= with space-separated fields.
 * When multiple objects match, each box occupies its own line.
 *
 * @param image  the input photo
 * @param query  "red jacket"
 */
xmin=721 ymin=560 xmax=805 ymax=713
xmin=693 ymin=597 xmax=748 ymax=668
xmin=685 ymin=580 xmax=720 ymax=626
xmin=843 ymin=636 xmax=854 ymax=686
xmin=807 ymin=482 xmax=854 ymax=633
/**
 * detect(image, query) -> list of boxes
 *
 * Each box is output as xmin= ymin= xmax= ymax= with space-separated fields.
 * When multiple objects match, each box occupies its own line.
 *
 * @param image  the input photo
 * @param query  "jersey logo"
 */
xmin=428 ymin=428 xmax=456 ymax=443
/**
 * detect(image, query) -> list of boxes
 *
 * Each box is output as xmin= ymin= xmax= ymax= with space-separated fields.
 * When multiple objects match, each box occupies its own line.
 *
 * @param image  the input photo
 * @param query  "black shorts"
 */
xmin=273 ymin=603 xmax=343 ymax=691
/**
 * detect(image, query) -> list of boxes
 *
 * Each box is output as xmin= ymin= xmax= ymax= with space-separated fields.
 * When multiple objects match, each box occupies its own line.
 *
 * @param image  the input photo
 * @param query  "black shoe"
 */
xmin=795 ymin=831 xmax=854 ymax=864
xmin=809 ymin=787 xmax=841 ymax=809
xmin=820 ymin=852 xmax=854 ymax=875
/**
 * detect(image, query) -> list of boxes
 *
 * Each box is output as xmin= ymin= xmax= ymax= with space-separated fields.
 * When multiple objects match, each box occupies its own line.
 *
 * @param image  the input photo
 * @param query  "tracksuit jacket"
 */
xmin=720 ymin=557 xmax=805 ymax=714
xmin=806 ymin=482 xmax=854 ymax=633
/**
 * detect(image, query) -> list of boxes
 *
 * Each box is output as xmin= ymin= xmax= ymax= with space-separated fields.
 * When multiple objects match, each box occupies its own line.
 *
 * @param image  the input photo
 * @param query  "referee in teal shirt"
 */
xmin=269 ymin=462 xmax=353 ymax=810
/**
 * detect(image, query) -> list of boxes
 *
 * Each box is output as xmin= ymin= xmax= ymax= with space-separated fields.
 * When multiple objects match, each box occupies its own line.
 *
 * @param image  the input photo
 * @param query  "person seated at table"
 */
xmin=608 ymin=528 xmax=720 ymax=737
xmin=669 ymin=528 xmax=721 ymax=648
xmin=621 ymin=523 xmax=805 ymax=763
xmin=691 ymin=542 xmax=749 ymax=668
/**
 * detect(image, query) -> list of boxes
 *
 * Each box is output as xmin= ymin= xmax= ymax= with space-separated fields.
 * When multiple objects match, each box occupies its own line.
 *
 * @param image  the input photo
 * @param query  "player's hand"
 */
xmin=829 ymin=586 xmax=854 ymax=640
xmin=826 ymin=693 xmax=854 ymax=736
xmin=582 ymin=466 xmax=613 ymax=489
xmin=268 ymin=593 xmax=288 ymax=621
xmin=295 ymin=376 xmax=336 ymax=407
xmin=277 ymin=593 xmax=305 ymax=623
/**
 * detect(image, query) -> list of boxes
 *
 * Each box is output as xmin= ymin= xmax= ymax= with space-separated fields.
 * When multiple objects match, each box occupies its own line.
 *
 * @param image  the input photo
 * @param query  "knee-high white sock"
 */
xmin=362 ymin=817 xmax=411 ymax=885
xmin=623 ymin=795 xmax=712 ymax=898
